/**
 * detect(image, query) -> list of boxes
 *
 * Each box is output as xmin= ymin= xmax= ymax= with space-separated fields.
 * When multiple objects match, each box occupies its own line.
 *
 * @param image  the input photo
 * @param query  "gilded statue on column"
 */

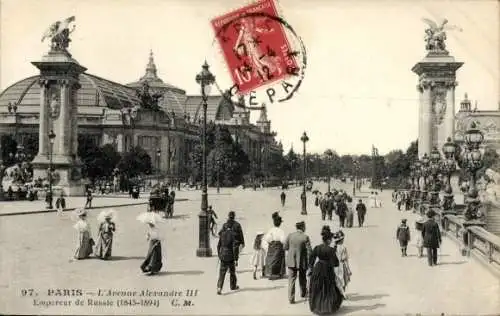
xmin=41 ymin=16 xmax=76 ymax=52
xmin=421 ymin=18 xmax=462 ymax=53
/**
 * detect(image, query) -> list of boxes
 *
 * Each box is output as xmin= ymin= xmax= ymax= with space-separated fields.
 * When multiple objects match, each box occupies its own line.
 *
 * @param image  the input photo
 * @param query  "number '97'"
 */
xmin=21 ymin=289 xmax=36 ymax=296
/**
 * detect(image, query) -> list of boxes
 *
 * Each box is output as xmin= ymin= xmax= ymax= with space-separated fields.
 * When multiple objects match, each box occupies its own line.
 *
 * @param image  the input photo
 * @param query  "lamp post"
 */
xmin=195 ymin=61 xmax=215 ymax=257
xmin=324 ymin=149 xmax=334 ymax=193
xmin=156 ymin=149 xmax=161 ymax=182
xmin=47 ymin=130 xmax=56 ymax=209
xmin=428 ymin=147 xmax=442 ymax=207
xmin=352 ymin=160 xmax=359 ymax=196
xmin=461 ymin=122 xmax=485 ymax=224
xmin=300 ymin=131 xmax=309 ymax=215
xmin=413 ymin=160 xmax=422 ymax=212
xmin=441 ymin=137 xmax=458 ymax=216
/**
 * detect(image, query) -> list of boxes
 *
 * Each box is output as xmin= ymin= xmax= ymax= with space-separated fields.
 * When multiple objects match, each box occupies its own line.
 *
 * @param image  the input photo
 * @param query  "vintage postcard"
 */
xmin=0 ymin=0 xmax=499 ymax=315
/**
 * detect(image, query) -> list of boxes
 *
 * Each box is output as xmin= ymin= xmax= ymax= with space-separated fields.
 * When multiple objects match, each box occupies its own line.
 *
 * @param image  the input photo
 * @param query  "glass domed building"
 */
xmin=0 ymin=51 xmax=282 ymax=182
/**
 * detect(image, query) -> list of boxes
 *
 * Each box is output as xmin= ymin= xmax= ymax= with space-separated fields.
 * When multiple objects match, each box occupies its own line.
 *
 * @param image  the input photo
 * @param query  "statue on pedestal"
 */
xmin=41 ymin=16 xmax=76 ymax=53
xmin=422 ymin=18 xmax=462 ymax=53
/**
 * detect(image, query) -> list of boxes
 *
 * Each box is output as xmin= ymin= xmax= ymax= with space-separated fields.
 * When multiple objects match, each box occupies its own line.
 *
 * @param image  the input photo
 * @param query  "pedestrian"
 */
xmin=284 ymin=221 xmax=312 ymax=304
xmin=280 ymin=191 xmax=286 ymax=207
xmin=139 ymin=214 xmax=163 ymax=275
xmin=336 ymin=198 xmax=347 ymax=228
xmin=327 ymin=195 xmax=335 ymax=221
xmin=422 ymin=210 xmax=442 ymax=266
xmin=84 ymin=187 xmax=93 ymax=209
xmin=55 ymin=192 xmax=66 ymax=216
xmin=217 ymin=225 xmax=239 ymax=294
xmin=397 ymin=192 xmax=403 ymax=211
xmin=219 ymin=211 xmax=245 ymax=267
xmin=375 ymin=192 xmax=381 ymax=208
xmin=346 ymin=196 xmax=354 ymax=228
xmin=415 ymin=216 xmax=424 ymax=257
xmin=319 ymin=194 xmax=327 ymax=221
xmin=334 ymin=231 xmax=352 ymax=296
xmin=314 ymin=193 xmax=320 ymax=207
xmin=396 ymin=219 xmax=411 ymax=257
xmin=72 ymin=208 xmax=94 ymax=260
xmin=250 ymin=232 xmax=266 ymax=280
xmin=95 ymin=209 xmax=117 ymax=260
xmin=308 ymin=226 xmax=343 ymax=314
xmin=368 ymin=191 xmax=375 ymax=208
xmin=263 ymin=212 xmax=286 ymax=280
xmin=208 ymin=206 xmax=218 ymax=236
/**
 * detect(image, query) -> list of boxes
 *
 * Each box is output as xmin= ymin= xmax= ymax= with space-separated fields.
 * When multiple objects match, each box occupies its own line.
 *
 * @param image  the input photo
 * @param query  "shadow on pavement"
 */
xmin=111 ymin=256 xmax=144 ymax=261
xmin=337 ymin=303 xmax=386 ymax=314
xmin=222 ymin=285 xmax=285 ymax=295
xmin=346 ymin=293 xmax=389 ymax=301
xmin=169 ymin=214 xmax=190 ymax=220
xmin=437 ymin=261 xmax=467 ymax=266
xmin=236 ymin=268 xmax=254 ymax=274
xmin=164 ymin=270 xmax=205 ymax=276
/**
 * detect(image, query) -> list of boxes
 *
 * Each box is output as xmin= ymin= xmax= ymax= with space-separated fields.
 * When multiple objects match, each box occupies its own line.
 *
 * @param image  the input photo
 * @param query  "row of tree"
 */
xmin=2 ymin=130 xmax=498 ymax=188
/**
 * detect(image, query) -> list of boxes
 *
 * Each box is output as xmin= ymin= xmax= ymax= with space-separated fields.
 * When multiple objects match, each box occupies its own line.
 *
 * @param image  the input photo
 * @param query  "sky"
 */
xmin=0 ymin=0 xmax=498 ymax=156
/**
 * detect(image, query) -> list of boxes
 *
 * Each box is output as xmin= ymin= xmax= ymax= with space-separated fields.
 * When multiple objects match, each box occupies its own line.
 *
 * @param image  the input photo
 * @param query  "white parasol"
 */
xmin=136 ymin=212 xmax=164 ymax=225
xmin=97 ymin=209 xmax=117 ymax=223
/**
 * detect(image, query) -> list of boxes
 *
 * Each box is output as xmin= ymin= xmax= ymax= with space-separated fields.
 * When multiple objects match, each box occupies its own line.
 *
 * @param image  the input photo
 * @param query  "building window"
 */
xmin=138 ymin=136 xmax=160 ymax=149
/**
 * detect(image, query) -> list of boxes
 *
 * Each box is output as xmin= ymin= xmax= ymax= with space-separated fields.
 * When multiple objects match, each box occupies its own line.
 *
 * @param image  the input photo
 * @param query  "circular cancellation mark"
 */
xmin=210 ymin=4 xmax=307 ymax=107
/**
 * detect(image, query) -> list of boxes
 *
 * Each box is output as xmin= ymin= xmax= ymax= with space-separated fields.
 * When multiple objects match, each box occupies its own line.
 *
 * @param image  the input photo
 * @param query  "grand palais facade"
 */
xmin=0 ymin=51 xmax=283 ymax=181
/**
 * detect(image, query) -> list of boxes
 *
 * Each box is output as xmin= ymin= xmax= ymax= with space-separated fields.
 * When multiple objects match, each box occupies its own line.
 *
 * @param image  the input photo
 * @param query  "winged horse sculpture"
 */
xmin=421 ymin=18 xmax=462 ymax=51
xmin=41 ymin=16 xmax=76 ymax=51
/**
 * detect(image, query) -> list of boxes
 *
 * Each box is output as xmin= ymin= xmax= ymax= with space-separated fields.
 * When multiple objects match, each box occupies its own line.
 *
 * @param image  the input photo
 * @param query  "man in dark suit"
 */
xmin=356 ymin=199 xmax=367 ymax=227
xmin=284 ymin=221 xmax=312 ymax=304
xmin=422 ymin=210 xmax=442 ymax=266
xmin=219 ymin=211 xmax=245 ymax=267
xmin=216 ymin=226 xmax=239 ymax=294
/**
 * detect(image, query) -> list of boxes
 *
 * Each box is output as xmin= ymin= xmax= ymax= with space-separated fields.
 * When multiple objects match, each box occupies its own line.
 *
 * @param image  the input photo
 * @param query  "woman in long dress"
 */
xmin=308 ymin=226 xmax=343 ymax=315
xmin=95 ymin=210 xmax=116 ymax=260
xmin=334 ymin=231 xmax=352 ymax=296
xmin=263 ymin=212 xmax=286 ymax=280
xmin=73 ymin=208 xmax=94 ymax=260
xmin=140 ymin=221 xmax=163 ymax=275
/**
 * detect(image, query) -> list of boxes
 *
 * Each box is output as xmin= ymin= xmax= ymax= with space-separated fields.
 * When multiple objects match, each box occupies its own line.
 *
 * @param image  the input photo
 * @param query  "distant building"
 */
xmin=455 ymin=93 xmax=500 ymax=153
xmin=0 ymin=51 xmax=282 ymax=181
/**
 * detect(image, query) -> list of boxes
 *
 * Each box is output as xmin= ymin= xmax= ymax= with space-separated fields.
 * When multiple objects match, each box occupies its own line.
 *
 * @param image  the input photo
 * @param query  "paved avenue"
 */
xmin=0 ymin=182 xmax=498 ymax=315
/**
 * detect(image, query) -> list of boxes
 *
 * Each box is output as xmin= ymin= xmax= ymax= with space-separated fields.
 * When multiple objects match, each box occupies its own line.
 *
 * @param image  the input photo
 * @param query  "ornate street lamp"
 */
xmin=461 ymin=122 xmax=485 ymax=224
xmin=300 ymin=131 xmax=309 ymax=215
xmin=324 ymin=149 xmax=334 ymax=193
xmin=195 ymin=61 xmax=215 ymax=257
xmin=47 ymin=130 xmax=56 ymax=209
xmin=428 ymin=147 xmax=442 ymax=207
xmin=441 ymin=137 xmax=458 ymax=215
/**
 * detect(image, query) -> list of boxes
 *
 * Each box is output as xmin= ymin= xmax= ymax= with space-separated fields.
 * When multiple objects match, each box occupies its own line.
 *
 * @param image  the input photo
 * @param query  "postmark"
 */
xmin=211 ymin=0 xmax=307 ymax=105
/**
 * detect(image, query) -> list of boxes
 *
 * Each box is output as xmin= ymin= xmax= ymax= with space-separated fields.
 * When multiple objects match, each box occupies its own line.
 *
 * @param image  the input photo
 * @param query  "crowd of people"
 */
xmin=216 ymin=210 xmax=352 ymax=314
xmin=392 ymin=190 xmax=443 ymax=266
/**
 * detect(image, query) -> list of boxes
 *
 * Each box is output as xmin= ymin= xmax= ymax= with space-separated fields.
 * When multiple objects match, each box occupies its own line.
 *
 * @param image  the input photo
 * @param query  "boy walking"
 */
xmin=396 ymin=219 xmax=411 ymax=256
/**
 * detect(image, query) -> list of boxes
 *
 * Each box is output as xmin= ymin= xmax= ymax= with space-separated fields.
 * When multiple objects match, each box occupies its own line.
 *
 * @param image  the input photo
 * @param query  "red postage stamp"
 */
xmin=211 ymin=0 xmax=299 ymax=95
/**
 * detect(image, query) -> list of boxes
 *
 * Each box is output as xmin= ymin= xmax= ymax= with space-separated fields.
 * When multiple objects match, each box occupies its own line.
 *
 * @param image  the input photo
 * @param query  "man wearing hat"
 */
xmin=396 ymin=219 xmax=411 ymax=257
xmin=220 ymin=211 xmax=245 ymax=267
xmin=284 ymin=221 xmax=312 ymax=304
xmin=421 ymin=210 xmax=442 ymax=266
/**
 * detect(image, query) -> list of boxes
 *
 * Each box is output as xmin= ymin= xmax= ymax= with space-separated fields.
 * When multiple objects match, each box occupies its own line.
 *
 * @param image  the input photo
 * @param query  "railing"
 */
xmin=442 ymin=214 xmax=500 ymax=271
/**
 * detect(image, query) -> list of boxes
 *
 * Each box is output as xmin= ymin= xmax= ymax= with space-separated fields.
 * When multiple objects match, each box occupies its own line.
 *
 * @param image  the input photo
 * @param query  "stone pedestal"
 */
xmin=412 ymin=52 xmax=463 ymax=158
xmin=31 ymin=50 xmax=87 ymax=196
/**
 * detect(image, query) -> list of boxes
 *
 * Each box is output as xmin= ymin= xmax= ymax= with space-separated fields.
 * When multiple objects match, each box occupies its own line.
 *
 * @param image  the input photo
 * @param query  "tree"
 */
xmin=1 ymin=135 xmax=17 ymax=165
xmin=77 ymin=138 xmax=121 ymax=181
xmin=117 ymin=146 xmax=152 ymax=178
xmin=284 ymin=148 xmax=300 ymax=180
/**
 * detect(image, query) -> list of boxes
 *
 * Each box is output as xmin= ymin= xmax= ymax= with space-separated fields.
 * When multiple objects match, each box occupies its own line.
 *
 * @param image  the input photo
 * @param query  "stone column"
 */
xmin=38 ymin=79 xmax=49 ymax=156
xmin=58 ymin=79 xmax=70 ymax=156
xmin=444 ymin=81 xmax=457 ymax=142
xmin=418 ymin=80 xmax=433 ymax=158
xmin=116 ymin=133 xmax=124 ymax=152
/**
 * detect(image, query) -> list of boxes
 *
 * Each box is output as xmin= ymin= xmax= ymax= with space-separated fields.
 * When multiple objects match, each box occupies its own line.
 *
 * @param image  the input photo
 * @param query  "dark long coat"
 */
xmin=421 ymin=219 xmax=442 ymax=248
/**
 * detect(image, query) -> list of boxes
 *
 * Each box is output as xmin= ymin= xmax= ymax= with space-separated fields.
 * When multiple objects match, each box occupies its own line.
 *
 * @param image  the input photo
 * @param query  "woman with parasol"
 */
xmin=137 ymin=212 xmax=164 ymax=275
xmin=95 ymin=209 xmax=117 ymax=260
xmin=73 ymin=208 xmax=94 ymax=260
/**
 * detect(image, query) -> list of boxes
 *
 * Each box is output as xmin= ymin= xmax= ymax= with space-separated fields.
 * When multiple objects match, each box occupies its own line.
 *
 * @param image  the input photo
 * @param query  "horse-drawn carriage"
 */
xmin=148 ymin=187 xmax=175 ymax=218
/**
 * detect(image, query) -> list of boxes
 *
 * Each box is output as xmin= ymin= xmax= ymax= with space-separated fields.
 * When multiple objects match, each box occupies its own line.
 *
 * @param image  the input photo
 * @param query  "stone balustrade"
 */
xmin=441 ymin=213 xmax=500 ymax=273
